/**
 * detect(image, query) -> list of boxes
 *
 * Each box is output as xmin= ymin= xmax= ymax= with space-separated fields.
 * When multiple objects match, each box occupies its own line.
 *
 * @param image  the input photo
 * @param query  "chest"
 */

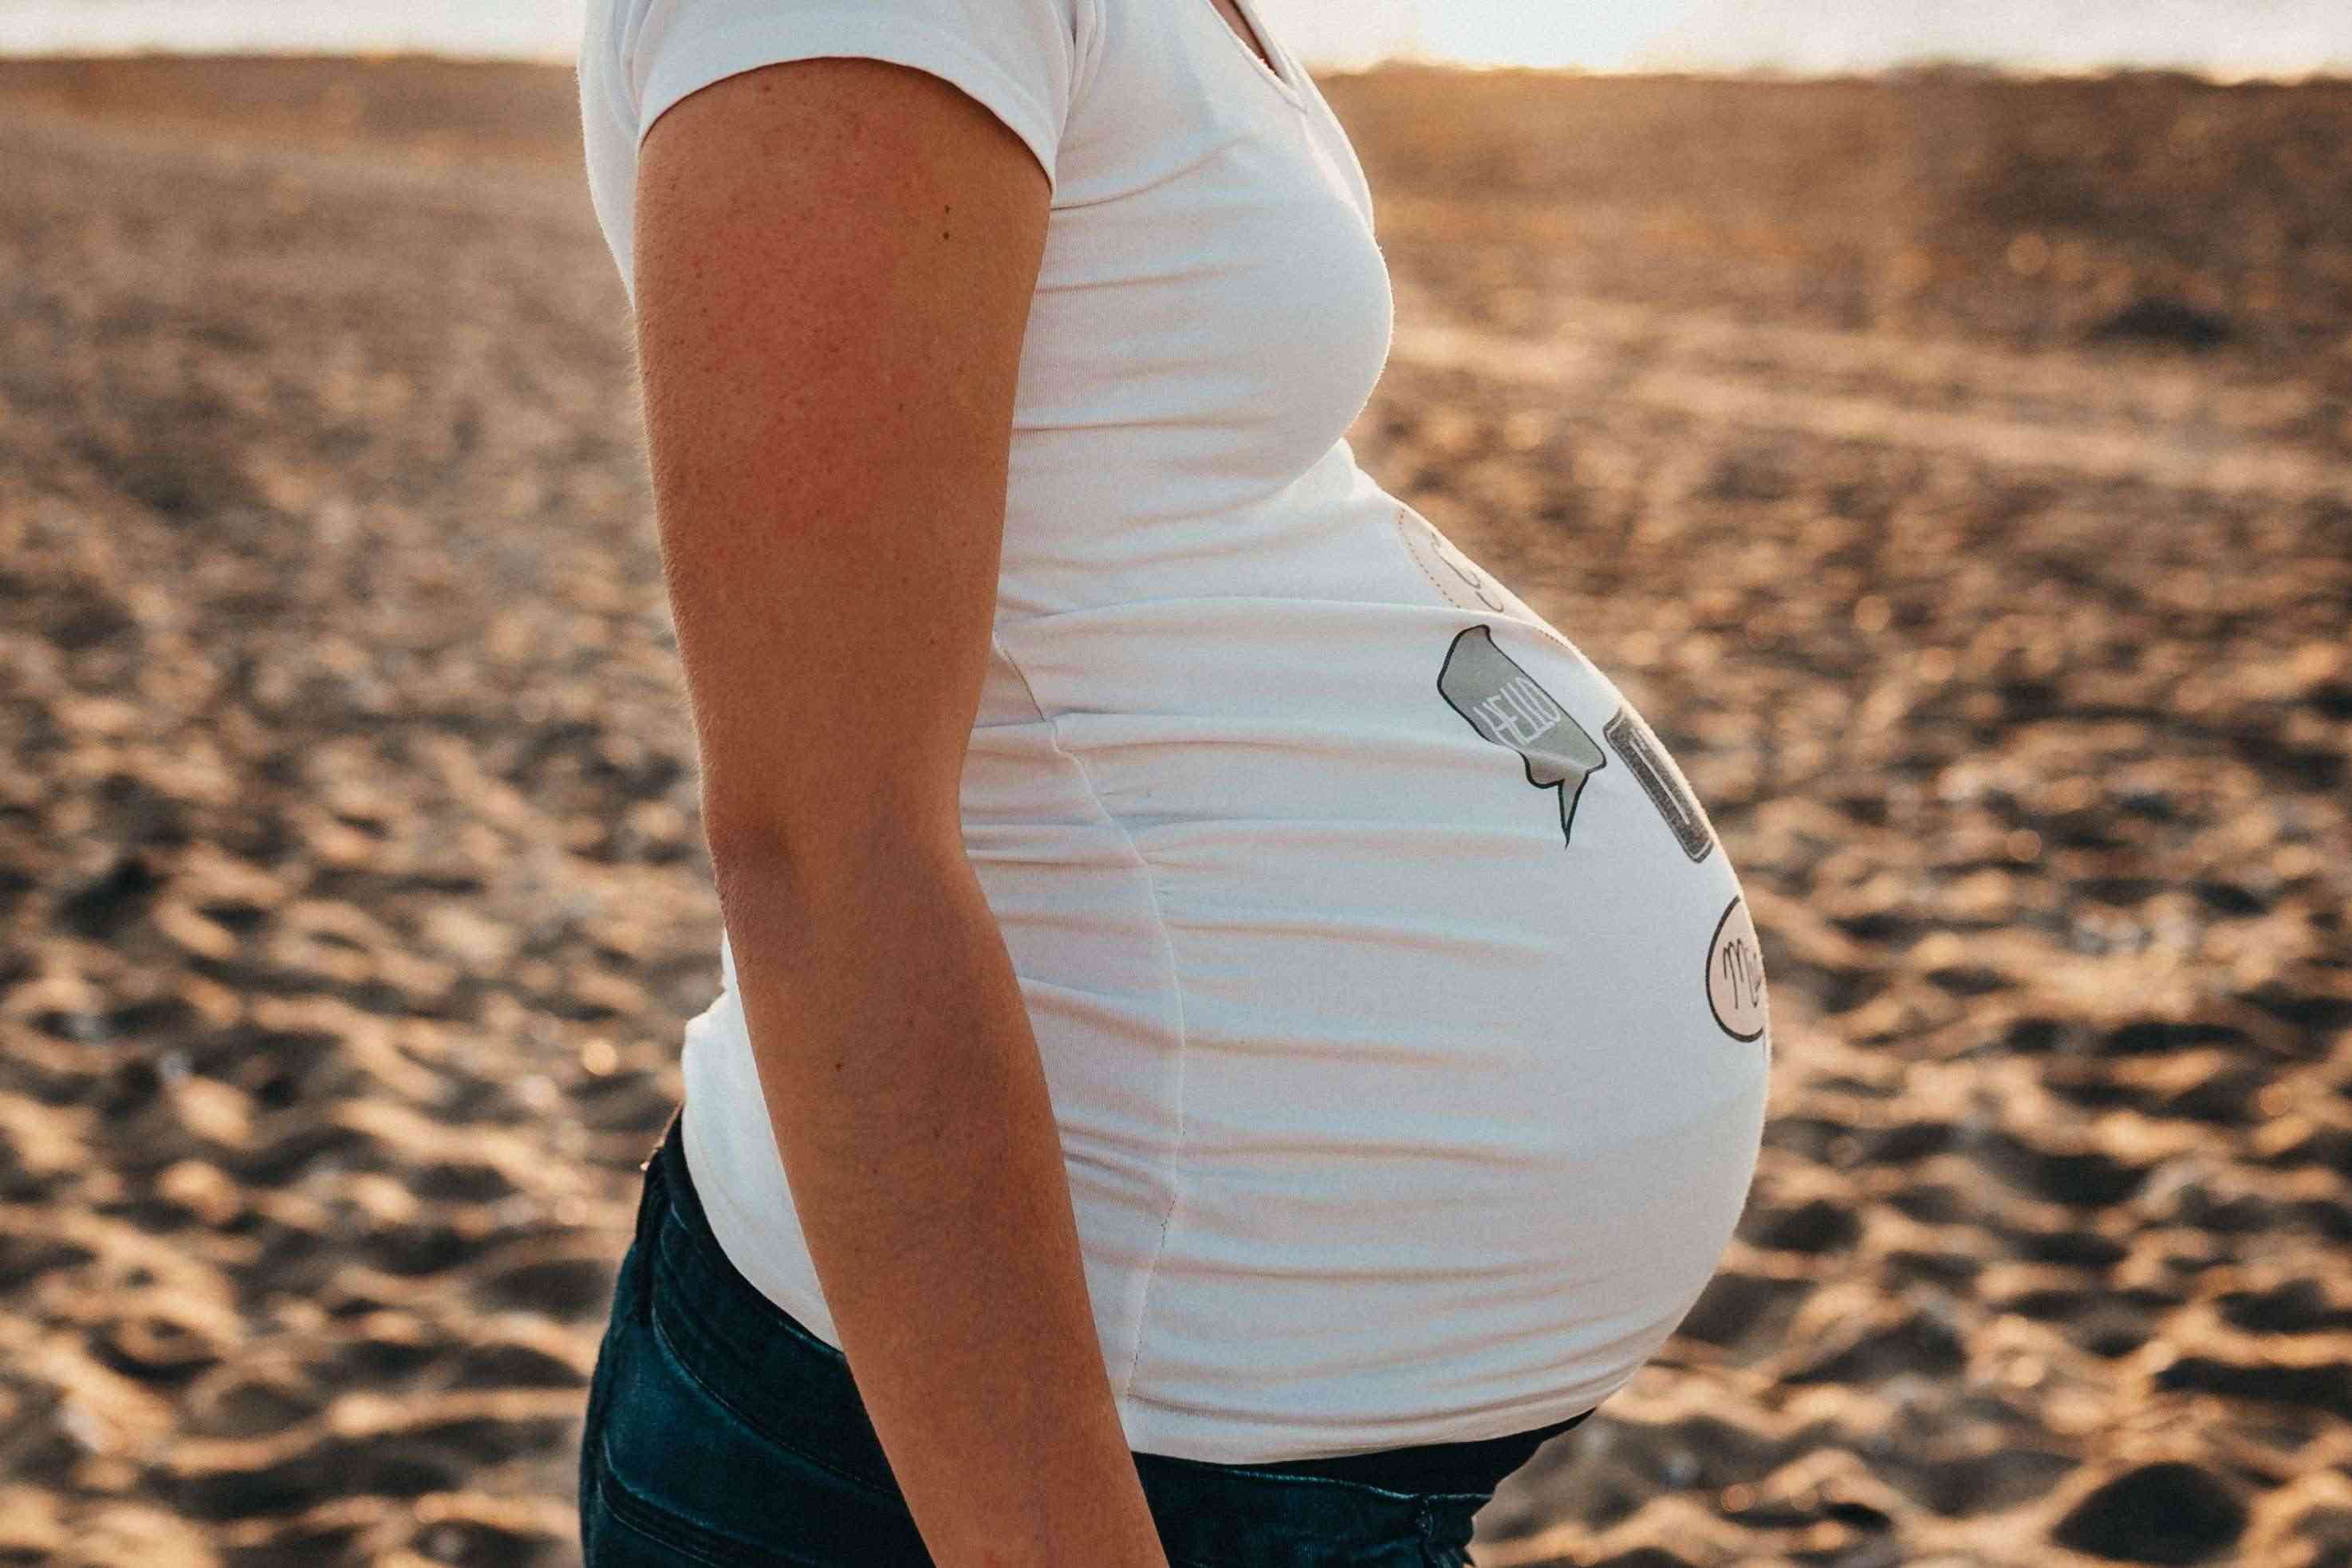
xmin=1019 ymin=0 xmax=1393 ymax=477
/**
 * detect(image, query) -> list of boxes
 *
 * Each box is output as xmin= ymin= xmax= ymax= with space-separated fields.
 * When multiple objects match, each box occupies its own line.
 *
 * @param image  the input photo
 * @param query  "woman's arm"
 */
xmin=633 ymin=58 xmax=1171 ymax=1568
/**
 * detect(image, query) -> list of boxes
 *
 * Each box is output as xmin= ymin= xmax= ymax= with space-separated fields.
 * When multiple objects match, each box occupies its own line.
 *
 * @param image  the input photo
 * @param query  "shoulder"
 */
xmin=600 ymin=0 xmax=1106 ymax=201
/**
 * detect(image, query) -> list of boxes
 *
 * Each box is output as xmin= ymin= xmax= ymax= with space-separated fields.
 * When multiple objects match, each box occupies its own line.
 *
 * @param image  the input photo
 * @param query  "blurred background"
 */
xmin=5 ymin=0 xmax=2352 ymax=74
xmin=2 ymin=3 xmax=2350 ymax=1567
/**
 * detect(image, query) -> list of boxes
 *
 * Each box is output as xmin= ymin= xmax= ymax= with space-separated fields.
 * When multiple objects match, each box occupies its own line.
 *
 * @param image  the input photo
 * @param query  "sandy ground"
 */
xmin=2 ymin=53 xmax=2349 ymax=1568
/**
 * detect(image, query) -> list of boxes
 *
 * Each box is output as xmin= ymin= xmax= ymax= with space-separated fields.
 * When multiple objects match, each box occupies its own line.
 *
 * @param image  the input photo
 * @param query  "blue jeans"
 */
xmin=577 ymin=1108 xmax=1517 ymax=1567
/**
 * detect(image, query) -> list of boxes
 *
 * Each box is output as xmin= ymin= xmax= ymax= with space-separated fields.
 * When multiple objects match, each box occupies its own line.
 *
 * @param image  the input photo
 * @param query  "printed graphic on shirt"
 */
xmin=1438 ymin=624 xmax=1606 ymax=848
xmin=1603 ymin=706 xmax=1717 ymax=864
xmin=1393 ymin=504 xmax=1586 ymax=665
xmin=1706 ymin=895 xmax=1768 ymax=1044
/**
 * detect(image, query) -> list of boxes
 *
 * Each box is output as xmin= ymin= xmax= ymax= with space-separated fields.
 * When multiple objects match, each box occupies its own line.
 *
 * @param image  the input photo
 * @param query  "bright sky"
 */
xmin=2 ymin=0 xmax=2348 ymax=76
xmin=1286 ymin=0 xmax=2352 ymax=76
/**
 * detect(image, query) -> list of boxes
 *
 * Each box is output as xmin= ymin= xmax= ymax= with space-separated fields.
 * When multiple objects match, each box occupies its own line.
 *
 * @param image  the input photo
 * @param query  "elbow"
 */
xmin=702 ymin=806 xmax=967 ymax=906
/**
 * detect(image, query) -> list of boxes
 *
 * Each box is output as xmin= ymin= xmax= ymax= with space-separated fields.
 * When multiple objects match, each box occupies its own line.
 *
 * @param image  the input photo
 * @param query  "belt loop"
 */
xmin=624 ymin=1137 xmax=670 ymax=1322
xmin=1416 ymin=1496 xmax=1476 ymax=1567
xmin=640 ymin=1101 xmax=682 ymax=1172
xmin=624 ymin=1104 xmax=680 ymax=1313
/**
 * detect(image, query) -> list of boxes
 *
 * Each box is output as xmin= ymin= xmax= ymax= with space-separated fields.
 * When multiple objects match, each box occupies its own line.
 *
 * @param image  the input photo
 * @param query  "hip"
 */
xmin=674 ymin=953 xmax=1765 ymax=1460
xmin=577 ymin=1106 xmax=1541 ymax=1568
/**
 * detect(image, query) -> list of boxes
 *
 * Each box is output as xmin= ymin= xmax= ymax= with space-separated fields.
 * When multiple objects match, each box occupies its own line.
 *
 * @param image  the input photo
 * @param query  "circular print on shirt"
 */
xmin=1393 ymin=503 xmax=1587 ymax=662
xmin=1706 ymin=895 xmax=1768 ymax=1043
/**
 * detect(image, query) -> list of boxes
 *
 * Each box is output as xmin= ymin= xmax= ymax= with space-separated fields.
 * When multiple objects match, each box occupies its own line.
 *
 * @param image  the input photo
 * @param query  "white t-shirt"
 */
xmin=579 ymin=0 xmax=1771 ymax=1464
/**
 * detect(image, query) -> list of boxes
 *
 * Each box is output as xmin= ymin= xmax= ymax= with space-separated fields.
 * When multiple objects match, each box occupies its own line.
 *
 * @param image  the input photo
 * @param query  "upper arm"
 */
xmin=631 ymin=57 xmax=1052 ymax=876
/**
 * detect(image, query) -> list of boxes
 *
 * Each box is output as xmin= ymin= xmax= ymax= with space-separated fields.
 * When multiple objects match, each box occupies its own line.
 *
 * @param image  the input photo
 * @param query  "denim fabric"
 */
xmin=577 ymin=1105 xmax=1523 ymax=1568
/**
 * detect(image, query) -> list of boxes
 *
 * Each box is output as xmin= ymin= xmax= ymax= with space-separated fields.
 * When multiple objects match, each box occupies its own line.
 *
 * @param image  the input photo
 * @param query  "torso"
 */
xmin=581 ymin=0 xmax=1771 ymax=1466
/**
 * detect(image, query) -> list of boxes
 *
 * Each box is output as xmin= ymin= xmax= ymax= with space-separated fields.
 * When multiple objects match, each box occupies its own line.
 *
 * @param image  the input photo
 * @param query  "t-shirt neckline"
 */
xmin=1204 ymin=0 xmax=1308 ymax=111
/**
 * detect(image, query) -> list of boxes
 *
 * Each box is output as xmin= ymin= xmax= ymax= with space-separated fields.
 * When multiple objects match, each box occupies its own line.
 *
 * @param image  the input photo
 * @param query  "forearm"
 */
xmin=711 ymin=837 xmax=1171 ymax=1568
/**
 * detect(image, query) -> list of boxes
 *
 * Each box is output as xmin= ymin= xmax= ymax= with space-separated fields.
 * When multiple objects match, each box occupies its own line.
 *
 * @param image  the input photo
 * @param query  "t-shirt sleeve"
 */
xmin=621 ymin=0 xmax=1086 ymax=198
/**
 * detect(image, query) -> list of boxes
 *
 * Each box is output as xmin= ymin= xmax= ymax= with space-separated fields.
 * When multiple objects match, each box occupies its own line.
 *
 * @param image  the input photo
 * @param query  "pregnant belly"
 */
xmin=985 ymin=583 xmax=1770 ymax=1170
xmin=971 ymin=583 xmax=1771 ymax=1426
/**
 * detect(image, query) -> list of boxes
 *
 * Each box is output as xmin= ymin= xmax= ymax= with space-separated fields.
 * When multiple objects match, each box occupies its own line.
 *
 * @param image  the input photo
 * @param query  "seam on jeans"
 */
xmin=665 ymin=1109 xmax=849 ymax=1349
xmin=652 ymin=1190 xmax=847 ymax=1372
xmin=593 ymin=1447 xmax=827 ymax=1568
xmin=632 ymin=1172 xmax=664 ymax=1318
xmin=992 ymin=630 xmax=1192 ymax=1411
xmin=644 ymin=1276 xmax=904 ymax=1505
xmin=1204 ymin=1461 xmax=1434 ymax=1506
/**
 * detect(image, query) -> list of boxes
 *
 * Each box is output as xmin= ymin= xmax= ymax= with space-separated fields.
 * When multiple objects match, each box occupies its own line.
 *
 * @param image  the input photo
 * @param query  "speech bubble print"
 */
xmin=1437 ymin=624 xmax=1606 ymax=847
xmin=1706 ymin=895 xmax=1768 ymax=1044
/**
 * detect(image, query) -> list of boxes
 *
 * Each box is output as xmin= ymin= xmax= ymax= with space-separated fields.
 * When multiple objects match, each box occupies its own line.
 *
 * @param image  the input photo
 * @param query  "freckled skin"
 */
xmin=629 ymin=53 xmax=1172 ymax=1568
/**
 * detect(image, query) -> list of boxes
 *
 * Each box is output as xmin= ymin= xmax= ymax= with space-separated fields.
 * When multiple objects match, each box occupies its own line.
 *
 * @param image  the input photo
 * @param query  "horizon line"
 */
xmin=5 ymin=43 xmax=2350 ymax=88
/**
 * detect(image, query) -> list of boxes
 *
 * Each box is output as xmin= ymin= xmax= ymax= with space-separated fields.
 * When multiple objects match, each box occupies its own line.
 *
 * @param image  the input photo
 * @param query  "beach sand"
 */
xmin=2 ymin=53 xmax=2348 ymax=1568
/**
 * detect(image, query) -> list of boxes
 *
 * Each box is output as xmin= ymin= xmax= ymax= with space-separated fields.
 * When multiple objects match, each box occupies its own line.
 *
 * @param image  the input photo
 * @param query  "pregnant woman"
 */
xmin=573 ymin=0 xmax=1772 ymax=1562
